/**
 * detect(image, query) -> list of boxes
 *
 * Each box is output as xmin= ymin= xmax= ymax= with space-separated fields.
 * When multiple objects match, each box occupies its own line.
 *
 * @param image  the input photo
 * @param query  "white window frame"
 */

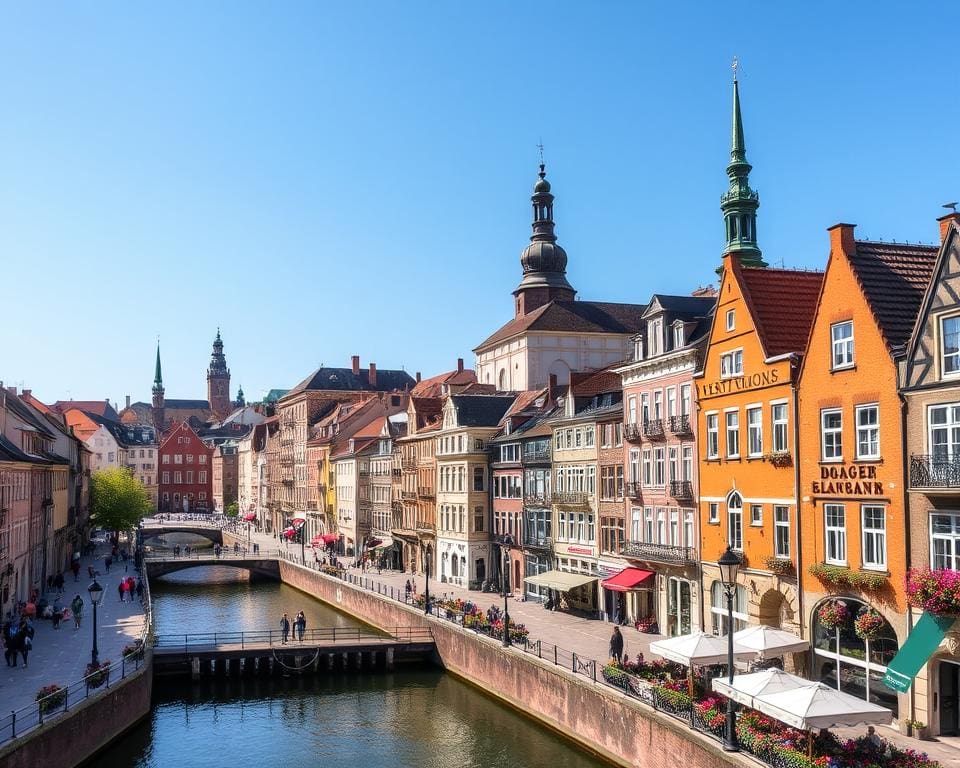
xmin=855 ymin=404 xmax=880 ymax=460
xmin=727 ymin=493 xmax=743 ymax=551
xmin=928 ymin=403 xmax=960 ymax=459
xmin=706 ymin=413 xmax=719 ymax=459
xmin=825 ymin=503 xmax=847 ymax=565
xmin=821 ymin=408 xmax=843 ymax=462
xmin=708 ymin=502 xmax=719 ymax=524
xmin=725 ymin=309 xmax=736 ymax=332
xmin=750 ymin=503 xmax=763 ymax=527
xmin=831 ymin=321 xmax=855 ymax=370
xmin=941 ymin=314 xmax=960 ymax=378
xmin=720 ymin=349 xmax=744 ymax=379
xmin=861 ymin=504 xmax=886 ymax=571
xmin=747 ymin=406 xmax=763 ymax=457
xmin=931 ymin=513 xmax=960 ymax=570
xmin=774 ymin=505 xmax=790 ymax=558
xmin=725 ymin=410 xmax=740 ymax=458
xmin=771 ymin=402 xmax=789 ymax=453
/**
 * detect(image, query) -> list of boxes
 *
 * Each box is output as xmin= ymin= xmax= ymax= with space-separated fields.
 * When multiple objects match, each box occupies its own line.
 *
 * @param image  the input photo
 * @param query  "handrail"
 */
xmin=143 ymin=549 xmax=281 ymax=561
xmin=153 ymin=625 xmax=433 ymax=651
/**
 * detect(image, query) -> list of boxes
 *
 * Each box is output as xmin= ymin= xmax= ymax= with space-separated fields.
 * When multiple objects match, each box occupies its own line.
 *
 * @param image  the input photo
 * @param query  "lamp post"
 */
xmin=88 ymin=578 xmax=104 ymax=665
xmin=501 ymin=534 xmax=514 ymax=648
xmin=423 ymin=547 xmax=431 ymax=615
xmin=718 ymin=546 xmax=742 ymax=753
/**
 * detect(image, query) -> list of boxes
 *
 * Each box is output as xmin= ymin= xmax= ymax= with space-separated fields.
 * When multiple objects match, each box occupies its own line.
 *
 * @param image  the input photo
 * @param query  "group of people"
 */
xmin=2 ymin=616 xmax=35 ymax=667
xmin=279 ymin=611 xmax=307 ymax=643
xmin=117 ymin=576 xmax=143 ymax=603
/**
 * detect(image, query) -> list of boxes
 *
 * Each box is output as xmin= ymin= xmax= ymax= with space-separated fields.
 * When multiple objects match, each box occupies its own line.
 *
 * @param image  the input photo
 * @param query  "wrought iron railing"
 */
xmin=522 ymin=448 xmax=551 ymax=463
xmin=643 ymin=419 xmax=665 ymax=439
xmin=625 ymin=481 xmax=643 ymax=498
xmin=523 ymin=494 xmax=550 ymax=506
xmin=910 ymin=455 xmax=960 ymax=488
xmin=669 ymin=480 xmax=693 ymax=500
xmin=550 ymin=491 xmax=590 ymax=506
xmin=624 ymin=423 xmax=642 ymax=442
xmin=417 ymin=486 xmax=434 ymax=498
xmin=621 ymin=540 xmax=694 ymax=564
xmin=522 ymin=534 xmax=553 ymax=550
xmin=669 ymin=415 xmax=692 ymax=435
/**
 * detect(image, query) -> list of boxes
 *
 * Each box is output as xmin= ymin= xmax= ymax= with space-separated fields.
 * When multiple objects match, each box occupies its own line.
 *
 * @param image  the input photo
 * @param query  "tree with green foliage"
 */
xmin=90 ymin=467 xmax=153 ymax=533
xmin=225 ymin=502 xmax=239 ymax=518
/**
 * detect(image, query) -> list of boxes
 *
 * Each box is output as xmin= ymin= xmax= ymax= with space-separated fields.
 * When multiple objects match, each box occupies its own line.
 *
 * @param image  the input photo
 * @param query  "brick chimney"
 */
xmin=126 ymin=395 xmax=131 ymax=409
xmin=351 ymin=355 xmax=360 ymax=375
xmin=22 ymin=389 xmax=31 ymax=398
xmin=548 ymin=374 xmax=557 ymax=404
xmin=828 ymin=223 xmax=857 ymax=257
xmin=939 ymin=213 xmax=960 ymax=243
xmin=457 ymin=358 xmax=464 ymax=373
xmin=369 ymin=363 xmax=377 ymax=388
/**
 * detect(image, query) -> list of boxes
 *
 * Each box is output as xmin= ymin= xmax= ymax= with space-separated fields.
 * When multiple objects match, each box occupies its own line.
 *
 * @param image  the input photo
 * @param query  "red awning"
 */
xmin=321 ymin=533 xmax=338 ymax=544
xmin=601 ymin=567 xmax=655 ymax=592
xmin=242 ymin=512 xmax=256 ymax=522
xmin=291 ymin=517 xmax=306 ymax=527
xmin=282 ymin=528 xmax=296 ymax=539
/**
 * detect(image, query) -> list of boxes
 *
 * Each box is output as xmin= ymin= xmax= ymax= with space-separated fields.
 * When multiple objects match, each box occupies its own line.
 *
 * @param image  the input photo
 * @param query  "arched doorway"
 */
xmin=451 ymin=554 xmax=459 ymax=579
xmin=758 ymin=589 xmax=786 ymax=628
xmin=811 ymin=598 xmax=899 ymax=716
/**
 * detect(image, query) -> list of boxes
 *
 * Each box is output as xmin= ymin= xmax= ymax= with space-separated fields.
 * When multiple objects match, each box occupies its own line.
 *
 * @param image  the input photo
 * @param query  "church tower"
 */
xmin=720 ymin=72 xmax=767 ymax=267
xmin=512 ymin=163 xmax=576 ymax=318
xmin=152 ymin=342 xmax=165 ymax=431
xmin=207 ymin=329 xmax=232 ymax=420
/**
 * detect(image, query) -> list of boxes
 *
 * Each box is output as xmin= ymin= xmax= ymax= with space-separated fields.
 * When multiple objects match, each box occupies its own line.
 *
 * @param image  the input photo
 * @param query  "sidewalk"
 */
xmin=226 ymin=523 xmax=960 ymax=766
xmin=0 ymin=543 xmax=146 ymax=718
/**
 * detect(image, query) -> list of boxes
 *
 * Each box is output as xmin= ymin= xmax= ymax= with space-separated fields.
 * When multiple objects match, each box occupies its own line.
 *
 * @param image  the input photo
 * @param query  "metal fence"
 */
xmin=0 ymin=565 xmax=154 ymax=748
xmin=153 ymin=625 xmax=433 ymax=652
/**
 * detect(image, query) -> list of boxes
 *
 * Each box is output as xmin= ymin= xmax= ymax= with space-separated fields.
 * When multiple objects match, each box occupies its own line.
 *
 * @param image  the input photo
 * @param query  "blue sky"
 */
xmin=2 ymin=3 xmax=957 ymax=407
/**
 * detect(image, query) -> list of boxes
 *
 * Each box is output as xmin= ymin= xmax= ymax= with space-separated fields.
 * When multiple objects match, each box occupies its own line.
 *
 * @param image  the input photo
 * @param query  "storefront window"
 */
xmin=710 ymin=580 xmax=747 ymax=634
xmin=812 ymin=598 xmax=899 ymax=716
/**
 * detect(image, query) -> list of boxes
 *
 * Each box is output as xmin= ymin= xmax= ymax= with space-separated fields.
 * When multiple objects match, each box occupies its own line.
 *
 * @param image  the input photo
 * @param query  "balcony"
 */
xmin=669 ymin=415 xmax=692 ymax=435
xmin=392 ymin=468 xmax=402 ymax=477
xmin=282 ymin=478 xmax=294 ymax=486
xmin=622 ymin=540 xmax=694 ymax=564
xmin=523 ymin=494 xmax=550 ymax=507
xmin=417 ymin=486 xmax=435 ymax=498
xmin=551 ymin=491 xmax=590 ymax=507
xmin=359 ymin=469 xmax=369 ymax=477
xmin=669 ymin=480 xmax=693 ymax=501
xmin=522 ymin=448 xmax=551 ymax=464
xmin=643 ymin=419 xmax=665 ymax=439
xmin=910 ymin=455 xmax=960 ymax=490
xmin=392 ymin=500 xmax=404 ymax=514
xmin=624 ymin=423 xmax=642 ymax=443
xmin=625 ymin=481 xmax=643 ymax=499
xmin=280 ymin=457 xmax=294 ymax=466
xmin=402 ymin=458 xmax=416 ymax=471
xmin=401 ymin=490 xmax=417 ymax=501
xmin=522 ymin=534 xmax=553 ymax=551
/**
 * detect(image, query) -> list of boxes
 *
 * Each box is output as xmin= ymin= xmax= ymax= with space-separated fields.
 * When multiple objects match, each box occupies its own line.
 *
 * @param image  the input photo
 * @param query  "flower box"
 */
xmin=809 ymin=563 xmax=887 ymax=591
xmin=84 ymin=660 xmax=111 ymax=689
xmin=906 ymin=568 xmax=960 ymax=616
xmin=36 ymin=684 xmax=66 ymax=714
xmin=766 ymin=557 xmax=795 ymax=576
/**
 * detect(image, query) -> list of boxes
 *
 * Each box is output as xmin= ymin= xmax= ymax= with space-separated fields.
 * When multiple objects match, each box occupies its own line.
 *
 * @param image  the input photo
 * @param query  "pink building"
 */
xmin=614 ymin=293 xmax=715 ymax=635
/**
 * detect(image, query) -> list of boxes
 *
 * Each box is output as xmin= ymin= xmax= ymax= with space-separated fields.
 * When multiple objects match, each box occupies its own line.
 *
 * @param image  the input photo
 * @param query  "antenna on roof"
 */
xmin=944 ymin=202 xmax=958 ymax=212
xmin=537 ymin=138 xmax=544 ymax=165
xmin=731 ymin=56 xmax=739 ymax=82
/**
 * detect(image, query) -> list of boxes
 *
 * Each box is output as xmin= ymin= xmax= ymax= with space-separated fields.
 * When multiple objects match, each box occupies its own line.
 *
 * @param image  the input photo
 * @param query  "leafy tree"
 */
xmin=225 ymin=502 xmax=239 ymax=518
xmin=90 ymin=467 xmax=152 ymax=533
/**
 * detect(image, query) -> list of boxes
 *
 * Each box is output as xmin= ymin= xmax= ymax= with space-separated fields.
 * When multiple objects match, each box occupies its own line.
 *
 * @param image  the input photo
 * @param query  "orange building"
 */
xmin=798 ymin=224 xmax=936 ymax=719
xmin=696 ymin=254 xmax=822 ymax=638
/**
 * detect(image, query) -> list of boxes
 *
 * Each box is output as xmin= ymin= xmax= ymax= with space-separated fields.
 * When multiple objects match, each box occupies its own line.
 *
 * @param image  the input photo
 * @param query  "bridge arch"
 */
xmin=144 ymin=557 xmax=279 ymax=581
xmin=140 ymin=526 xmax=223 ymax=547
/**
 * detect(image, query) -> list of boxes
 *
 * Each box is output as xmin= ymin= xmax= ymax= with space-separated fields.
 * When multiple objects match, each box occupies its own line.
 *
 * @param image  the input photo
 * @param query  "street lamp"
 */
xmin=501 ymin=534 xmax=514 ymax=648
xmin=88 ymin=578 xmax=104 ymax=665
xmin=423 ymin=547 xmax=431 ymax=615
xmin=718 ymin=546 xmax=742 ymax=752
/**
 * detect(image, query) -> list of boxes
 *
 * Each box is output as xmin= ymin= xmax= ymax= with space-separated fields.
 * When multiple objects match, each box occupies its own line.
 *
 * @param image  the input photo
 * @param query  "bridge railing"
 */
xmin=153 ymin=625 xmax=433 ymax=652
xmin=143 ymin=549 xmax=282 ymax=561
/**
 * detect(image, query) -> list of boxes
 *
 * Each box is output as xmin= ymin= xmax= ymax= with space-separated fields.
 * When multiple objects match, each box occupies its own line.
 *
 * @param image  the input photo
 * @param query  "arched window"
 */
xmin=710 ymin=580 xmax=747 ymax=634
xmin=451 ymin=554 xmax=459 ymax=578
xmin=812 ymin=598 xmax=899 ymax=716
xmin=498 ymin=369 xmax=507 ymax=391
xmin=547 ymin=359 xmax=571 ymax=386
xmin=727 ymin=491 xmax=743 ymax=551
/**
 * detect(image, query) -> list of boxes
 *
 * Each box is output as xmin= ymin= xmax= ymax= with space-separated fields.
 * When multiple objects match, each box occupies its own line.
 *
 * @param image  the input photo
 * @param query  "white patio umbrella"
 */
xmin=753 ymin=682 xmax=893 ymax=730
xmin=733 ymin=625 xmax=808 ymax=660
xmin=711 ymin=668 xmax=812 ymax=708
xmin=649 ymin=631 xmax=753 ymax=666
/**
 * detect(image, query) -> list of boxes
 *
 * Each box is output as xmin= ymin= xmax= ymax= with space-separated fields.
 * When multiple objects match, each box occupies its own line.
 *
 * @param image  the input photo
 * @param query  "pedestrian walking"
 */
xmin=3 ymin=621 xmax=17 ymax=667
xmin=280 ymin=612 xmax=290 ymax=644
xmin=71 ymin=594 xmax=83 ymax=629
xmin=54 ymin=571 xmax=64 ymax=593
xmin=118 ymin=581 xmax=125 ymax=602
xmin=20 ymin=620 xmax=32 ymax=667
xmin=609 ymin=625 xmax=624 ymax=665
xmin=295 ymin=611 xmax=306 ymax=642
xmin=135 ymin=579 xmax=144 ymax=600
xmin=104 ymin=556 xmax=112 ymax=573
xmin=71 ymin=560 xmax=80 ymax=582
xmin=404 ymin=580 xmax=412 ymax=601
xmin=52 ymin=600 xmax=63 ymax=629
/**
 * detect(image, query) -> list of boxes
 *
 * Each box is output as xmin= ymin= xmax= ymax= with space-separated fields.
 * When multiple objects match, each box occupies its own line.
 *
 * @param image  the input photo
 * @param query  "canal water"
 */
xmin=94 ymin=566 xmax=608 ymax=768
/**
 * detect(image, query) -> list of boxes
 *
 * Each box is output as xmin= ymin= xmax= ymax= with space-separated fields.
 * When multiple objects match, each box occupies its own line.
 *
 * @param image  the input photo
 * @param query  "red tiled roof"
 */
xmin=849 ymin=241 xmax=938 ymax=351
xmin=52 ymin=400 xmax=119 ymax=421
xmin=411 ymin=367 xmax=477 ymax=398
xmin=475 ymin=300 xmax=646 ymax=350
xmin=738 ymin=264 xmax=824 ymax=358
xmin=570 ymin=369 xmax=622 ymax=397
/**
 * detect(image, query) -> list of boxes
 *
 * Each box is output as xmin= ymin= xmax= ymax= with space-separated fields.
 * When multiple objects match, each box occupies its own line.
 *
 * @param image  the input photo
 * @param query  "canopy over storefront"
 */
xmin=523 ymin=570 xmax=597 ymax=592
xmin=601 ymin=567 xmax=654 ymax=592
xmin=752 ymin=682 xmax=893 ymax=730
xmin=242 ymin=512 xmax=256 ymax=522
xmin=321 ymin=533 xmax=338 ymax=544
xmin=733 ymin=624 xmax=808 ymax=660
xmin=372 ymin=536 xmax=395 ymax=550
xmin=712 ymin=668 xmax=813 ymax=708
xmin=649 ymin=631 xmax=753 ymax=666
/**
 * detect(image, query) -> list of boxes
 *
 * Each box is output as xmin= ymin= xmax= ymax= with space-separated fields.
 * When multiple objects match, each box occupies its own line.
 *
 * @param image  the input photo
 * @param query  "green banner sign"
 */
xmin=883 ymin=612 xmax=956 ymax=693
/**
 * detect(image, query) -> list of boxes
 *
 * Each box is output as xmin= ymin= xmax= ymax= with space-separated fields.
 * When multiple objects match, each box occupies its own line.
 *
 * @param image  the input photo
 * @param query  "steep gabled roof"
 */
xmin=284 ymin=366 xmax=415 ymax=398
xmin=0 ymin=433 xmax=46 ymax=463
xmin=849 ymin=240 xmax=938 ymax=352
xmin=737 ymin=263 xmax=824 ymax=358
xmin=642 ymin=294 xmax=716 ymax=319
xmin=411 ymin=366 xmax=477 ymax=398
xmin=450 ymin=394 xmax=516 ymax=427
xmin=5 ymin=394 xmax=57 ymax=439
xmin=51 ymin=400 xmax=119 ymax=421
xmin=476 ymin=300 xmax=647 ymax=350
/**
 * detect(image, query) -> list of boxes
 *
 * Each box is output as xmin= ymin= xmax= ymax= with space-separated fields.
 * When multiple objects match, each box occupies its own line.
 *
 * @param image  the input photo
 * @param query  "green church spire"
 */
xmin=721 ymin=66 xmax=766 ymax=267
xmin=153 ymin=342 xmax=163 ymax=389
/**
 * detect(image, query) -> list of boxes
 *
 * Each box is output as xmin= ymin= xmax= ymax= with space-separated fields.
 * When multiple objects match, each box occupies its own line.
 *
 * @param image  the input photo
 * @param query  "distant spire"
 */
xmin=153 ymin=342 xmax=163 ymax=388
xmin=720 ymin=63 xmax=766 ymax=267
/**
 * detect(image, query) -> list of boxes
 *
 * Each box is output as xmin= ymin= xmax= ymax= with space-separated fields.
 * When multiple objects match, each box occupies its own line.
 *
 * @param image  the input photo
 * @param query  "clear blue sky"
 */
xmin=2 ymin=3 xmax=957 ymax=407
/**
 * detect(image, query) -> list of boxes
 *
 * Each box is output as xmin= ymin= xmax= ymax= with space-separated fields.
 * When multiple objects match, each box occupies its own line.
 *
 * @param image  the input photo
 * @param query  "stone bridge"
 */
xmin=144 ymin=553 xmax=280 ymax=580
xmin=140 ymin=525 xmax=223 ymax=546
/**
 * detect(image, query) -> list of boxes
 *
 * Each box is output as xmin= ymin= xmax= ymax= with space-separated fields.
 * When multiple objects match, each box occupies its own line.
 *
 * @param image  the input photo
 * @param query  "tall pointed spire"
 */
xmin=152 ymin=340 xmax=165 ymax=429
xmin=153 ymin=342 xmax=163 ymax=390
xmin=721 ymin=65 xmax=766 ymax=267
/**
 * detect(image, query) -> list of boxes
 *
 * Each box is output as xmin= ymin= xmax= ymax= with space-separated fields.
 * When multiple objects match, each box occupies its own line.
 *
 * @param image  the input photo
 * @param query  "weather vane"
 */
xmin=537 ymin=138 xmax=544 ymax=165
xmin=732 ymin=56 xmax=739 ymax=81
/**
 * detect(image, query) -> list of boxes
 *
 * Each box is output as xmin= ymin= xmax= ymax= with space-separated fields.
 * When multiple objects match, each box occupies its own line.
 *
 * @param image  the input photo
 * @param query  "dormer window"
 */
xmin=672 ymin=322 xmax=684 ymax=349
xmin=648 ymin=319 xmax=662 ymax=356
xmin=633 ymin=338 xmax=644 ymax=361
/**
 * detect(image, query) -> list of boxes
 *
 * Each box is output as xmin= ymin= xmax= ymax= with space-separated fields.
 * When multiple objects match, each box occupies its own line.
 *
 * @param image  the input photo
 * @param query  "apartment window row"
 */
xmin=493 ymin=475 xmax=522 ymax=499
xmin=161 ymin=470 xmax=207 ymax=485
xmin=599 ymin=422 xmax=624 ymax=448
xmin=556 ymin=510 xmax=595 ymax=544
xmin=600 ymin=465 xmax=625 ymax=500
xmin=706 ymin=402 xmax=789 ymax=460
xmin=823 ymin=503 xmax=887 ymax=570
xmin=636 ymin=445 xmax=694 ymax=486
xmin=626 ymin=384 xmax=692 ymax=424
xmin=162 ymin=454 xmax=208 ymax=465
xmin=499 ymin=443 xmax=520 ymax=463
xmin=707 ymin=496 xmax=792 ymax=559
xmin=554 ymin=465 xmax=596 ymax=494
xmin=636 ymin=505 xmax=695 ymax=549
xmin=523 ymin=469 xmax=551 ymax=500
xmin=819 ymin=404 xmax=880 ymax=462
xmin=600 ymin=517 xmax=625 ymax=554
xmin=554 ymin=426 xmax=596 ymax=450
xmin=437 ymin=434 xmax=483 ymax=455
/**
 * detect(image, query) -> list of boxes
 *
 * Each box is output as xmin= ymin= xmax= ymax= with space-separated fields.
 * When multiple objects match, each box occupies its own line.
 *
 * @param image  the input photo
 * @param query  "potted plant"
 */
xmin=907 ymin=568 xmax=960 ymax=615
xmin=84 ymin=660 xmax=111 ymax=689
xmin=36 ymin=684 xmax=66 ymax=714
xmin=904 ymin=718 xmax=929 ymax=740
xmin=122 ymin=640 xmax=145 ymax=661
xmin=816 ymin=599 xmax=849 ymax=629
xmin=765 ymin=556 xmax=794 ymax=576
xmin=853 ymin=608 xmax=885 ymax=640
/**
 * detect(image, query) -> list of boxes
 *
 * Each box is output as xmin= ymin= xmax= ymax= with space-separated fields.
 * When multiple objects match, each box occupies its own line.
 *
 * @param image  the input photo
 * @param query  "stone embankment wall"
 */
xmin=0 ymin=652 xmax=153 ymax=768
xmin=279 ymin=561 xmax=747 ymax=768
